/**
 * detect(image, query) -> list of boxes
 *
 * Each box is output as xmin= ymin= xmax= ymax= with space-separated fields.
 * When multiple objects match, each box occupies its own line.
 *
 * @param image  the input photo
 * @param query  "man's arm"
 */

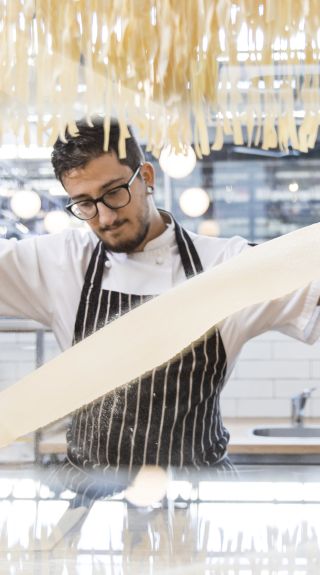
xmin=0 ymin=237 xmax=48 ymax=323
xmin=0 ymin=235 xmax=62 ymax=326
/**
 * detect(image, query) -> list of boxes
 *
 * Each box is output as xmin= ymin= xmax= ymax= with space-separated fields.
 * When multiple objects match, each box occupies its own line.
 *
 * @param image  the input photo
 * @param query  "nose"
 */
xmin=96 ymin=201 xmax=118 ymax=226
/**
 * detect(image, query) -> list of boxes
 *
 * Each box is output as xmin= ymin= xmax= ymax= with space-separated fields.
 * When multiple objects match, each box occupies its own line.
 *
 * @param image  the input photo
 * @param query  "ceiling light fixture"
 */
xmin=10 ymin=190 xmax=41 ymax=220
xmin=159 ymin=145 xmax=196 ymax=179
xmin=179 ymin=187 xmax=210 ymax=217
xmin=43 ymin=210 xmax=71 ymax=234
xmin=289 ymin=182 xmax=299 ymax=192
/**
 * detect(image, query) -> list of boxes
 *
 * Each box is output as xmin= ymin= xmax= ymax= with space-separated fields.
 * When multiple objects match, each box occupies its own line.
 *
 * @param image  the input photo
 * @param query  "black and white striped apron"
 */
xmin=65 ymin=217 xmax=230 ymax=475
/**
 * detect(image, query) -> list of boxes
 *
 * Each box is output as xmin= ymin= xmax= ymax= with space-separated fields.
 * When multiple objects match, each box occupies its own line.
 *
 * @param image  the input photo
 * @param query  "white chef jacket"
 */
xmin=0 ymin=218 xmax=319 ymax=379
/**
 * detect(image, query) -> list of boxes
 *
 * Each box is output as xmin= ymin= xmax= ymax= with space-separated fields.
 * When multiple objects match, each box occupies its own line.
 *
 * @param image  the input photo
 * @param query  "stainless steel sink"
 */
xmin=252 ymin=427 xmax=320 ymax=438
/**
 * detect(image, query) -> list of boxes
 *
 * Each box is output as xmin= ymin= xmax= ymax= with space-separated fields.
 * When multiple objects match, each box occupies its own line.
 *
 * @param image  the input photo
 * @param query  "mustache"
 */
xmin=99 ymin=220 xmax=127 ymax=231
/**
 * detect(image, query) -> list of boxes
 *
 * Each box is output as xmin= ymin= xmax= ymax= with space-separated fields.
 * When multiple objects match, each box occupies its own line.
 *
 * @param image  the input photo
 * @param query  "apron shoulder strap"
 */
xmin=73 ymin=241 xmax=106 ymax=343
xmin=158 ymin=208 xmax=203 ymax=278
xmin=174 ymin=220 xmax=203 ymax=278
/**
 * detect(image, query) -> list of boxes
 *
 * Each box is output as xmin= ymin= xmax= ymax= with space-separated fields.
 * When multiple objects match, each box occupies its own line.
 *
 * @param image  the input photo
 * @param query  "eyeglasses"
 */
xmin=65 ymin=164 xmax=142 ymax=221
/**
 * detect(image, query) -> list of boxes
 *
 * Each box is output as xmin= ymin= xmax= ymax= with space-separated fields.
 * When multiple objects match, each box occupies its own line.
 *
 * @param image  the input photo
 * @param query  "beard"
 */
xmin=97 ymin=206 xmax=151 ymax=253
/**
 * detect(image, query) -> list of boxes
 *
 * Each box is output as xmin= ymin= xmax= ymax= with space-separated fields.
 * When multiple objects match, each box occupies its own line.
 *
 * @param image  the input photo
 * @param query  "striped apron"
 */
xmin=66 ymin=217 xmax=230 ymax=475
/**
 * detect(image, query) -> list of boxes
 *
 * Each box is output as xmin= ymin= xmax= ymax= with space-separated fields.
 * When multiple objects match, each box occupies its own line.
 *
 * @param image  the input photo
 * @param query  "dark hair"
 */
xmin=51 ymin=116 xmax=145 ymax=181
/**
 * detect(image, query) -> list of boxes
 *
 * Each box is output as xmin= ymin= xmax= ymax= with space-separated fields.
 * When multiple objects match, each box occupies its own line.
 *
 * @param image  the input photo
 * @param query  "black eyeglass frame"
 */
xmin=65 ymin=164 xmax=143 ymax=221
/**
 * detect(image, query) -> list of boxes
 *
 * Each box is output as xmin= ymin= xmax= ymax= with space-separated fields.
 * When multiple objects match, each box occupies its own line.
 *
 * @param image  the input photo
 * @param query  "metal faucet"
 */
xmin=291 ymin=387 xmax=316 ymax=427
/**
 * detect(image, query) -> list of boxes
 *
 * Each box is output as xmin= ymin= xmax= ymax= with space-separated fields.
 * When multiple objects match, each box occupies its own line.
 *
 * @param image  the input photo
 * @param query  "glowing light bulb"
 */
xmin=289 ymin=182 xmax=299 ymax=193
xmin=197 ymin=219 xmax=220 ymax=236
xmin=44 ymin=210 xmax=71 ymax=233
xmin=179 ymin=187 xmax=210 ymax=217
xmin=159 ymin=145 xmax=196 ymax=178
xmin=10 ymin=190 xmax=41 ymax=219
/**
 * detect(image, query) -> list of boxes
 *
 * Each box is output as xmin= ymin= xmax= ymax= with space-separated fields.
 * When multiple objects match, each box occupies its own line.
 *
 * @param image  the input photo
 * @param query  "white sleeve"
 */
xmin=0 ymin=236 xmax=54 ymax=325
xmin=0 ymin=230 xmax=93 ymax=328
xmin=236 ymin=283 xmax=320 ymax=343
xmin=218 ymin=241 xmax=320 ymax=373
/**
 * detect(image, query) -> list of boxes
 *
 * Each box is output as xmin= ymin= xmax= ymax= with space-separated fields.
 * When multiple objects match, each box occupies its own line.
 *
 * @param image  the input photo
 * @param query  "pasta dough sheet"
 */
xmin=0 ymin=223 xmax=320 ymax=447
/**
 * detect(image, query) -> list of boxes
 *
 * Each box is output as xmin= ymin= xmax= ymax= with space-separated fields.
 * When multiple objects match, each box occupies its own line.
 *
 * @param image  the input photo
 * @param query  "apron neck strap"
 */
xmin=73 ymin=241 xmax=106 ymax=342
xmin=159 ymin=209 xmax=203 ymax=278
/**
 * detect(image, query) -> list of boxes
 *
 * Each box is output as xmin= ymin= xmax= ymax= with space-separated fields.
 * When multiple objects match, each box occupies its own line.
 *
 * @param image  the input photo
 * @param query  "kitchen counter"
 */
xmin=225 ymin=417 xmax=320 ymax=454
xmin=1 ymin=418 xmax=318 ymax=464
xmin=35 ymin=417 xmax=320 ymax=459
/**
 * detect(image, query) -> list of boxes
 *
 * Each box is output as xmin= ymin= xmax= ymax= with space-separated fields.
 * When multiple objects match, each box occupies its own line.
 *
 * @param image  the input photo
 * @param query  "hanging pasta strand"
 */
xmin=0 ymin=1 xmax=319 ymax=153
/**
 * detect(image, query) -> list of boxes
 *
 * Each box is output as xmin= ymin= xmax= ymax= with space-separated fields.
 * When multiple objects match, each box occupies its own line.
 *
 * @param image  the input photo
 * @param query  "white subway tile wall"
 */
xmin=0 ymin=331 xmax=60 ymax=391
xmin=222 ymin=332 xmax=320 ymax=417
xmin=0 ymin=329 xmax=319 ymax=418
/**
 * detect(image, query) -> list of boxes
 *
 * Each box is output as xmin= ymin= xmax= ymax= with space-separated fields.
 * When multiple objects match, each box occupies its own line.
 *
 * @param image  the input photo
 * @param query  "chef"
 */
xmin=0 ymin=117 xmax=320 ymax=475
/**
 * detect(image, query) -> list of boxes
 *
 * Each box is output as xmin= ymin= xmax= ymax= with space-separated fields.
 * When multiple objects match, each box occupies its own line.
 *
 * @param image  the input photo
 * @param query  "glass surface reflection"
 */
xmin=0 ymin=465 xmax=319 ymax=574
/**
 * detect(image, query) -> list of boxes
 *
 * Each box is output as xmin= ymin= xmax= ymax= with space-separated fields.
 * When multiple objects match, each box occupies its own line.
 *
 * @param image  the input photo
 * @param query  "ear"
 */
xmin=140 ymin=162 xmax=155 ymax=188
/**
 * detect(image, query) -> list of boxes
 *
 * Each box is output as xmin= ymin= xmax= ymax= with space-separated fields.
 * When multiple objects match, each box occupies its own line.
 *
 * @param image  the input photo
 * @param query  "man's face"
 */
xmin=62 ymin=153 xmax=154 ymax=253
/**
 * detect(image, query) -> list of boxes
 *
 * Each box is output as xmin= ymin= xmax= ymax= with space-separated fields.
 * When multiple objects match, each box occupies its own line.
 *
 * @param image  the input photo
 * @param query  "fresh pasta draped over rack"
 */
xmin=1 ymin=0 xmax=320 ymax=155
